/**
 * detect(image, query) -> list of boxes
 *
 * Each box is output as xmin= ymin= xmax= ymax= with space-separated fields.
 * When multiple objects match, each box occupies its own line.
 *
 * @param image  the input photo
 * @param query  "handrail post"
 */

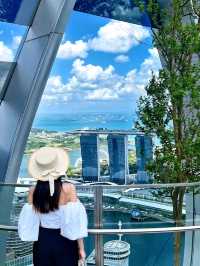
xmin=94 ymin=186 xmax=104 ymax=266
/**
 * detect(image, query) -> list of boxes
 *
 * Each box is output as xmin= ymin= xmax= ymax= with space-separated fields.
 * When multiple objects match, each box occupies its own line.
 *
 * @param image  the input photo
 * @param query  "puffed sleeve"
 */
xmin=60 ymin=201 xmax=88 ymax=240
xmin=18 ymin=203 xmax=40 ymax=241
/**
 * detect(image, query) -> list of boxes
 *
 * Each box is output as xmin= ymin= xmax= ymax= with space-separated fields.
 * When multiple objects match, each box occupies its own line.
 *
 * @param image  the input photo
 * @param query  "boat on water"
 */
xmin=131 ymin=208 xmax=148 ymax=221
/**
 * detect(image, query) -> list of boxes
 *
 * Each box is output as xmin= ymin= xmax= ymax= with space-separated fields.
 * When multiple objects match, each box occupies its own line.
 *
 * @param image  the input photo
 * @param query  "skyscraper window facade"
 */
xmin=107 ymin=134 xmax=129 ymax=184
xmin=135 ymin=135 xmax=153 ymax=183
xmin=80 ymin=134 xmax=100 ymax=182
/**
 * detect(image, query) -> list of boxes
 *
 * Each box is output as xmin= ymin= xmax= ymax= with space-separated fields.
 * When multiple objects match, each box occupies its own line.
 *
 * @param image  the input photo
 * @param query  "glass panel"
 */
xmin=20 ymin=8 xmax=159 ymax=183
xmin=101 ymin=185 xmax=200 ymax=265
xmin=74 ymin=0 xmax=172 ymax=28
xmin=0 ymin=0 xmax=40 ymax=26
xmin=0 ymin=21 xmax=27 ymax=61
xmin=6 ymin=253 xmax=33 ymax=266
xmin=78 ymin=186 xmax=96 ymax=265
xmin=102 ymin=186 xmax=200 ymax=228
xmin=74 ymin=0 xmax=152 ymax=27
xmin=0 ymin=21 xmax=27 ymax=100
xmin=0 ymin=230 xmax=188 ymax=266
xmin=4 ymin=235 xmax=97 ymax=266
xmin=0 ymin=62 xmax=15 ymax=100
xmin=98 ymin=187 xmax=200 ymax=266
xmin=86 ymin=232 xmax=184 ymax=266
xmin=0 ymin=184 xmax=94 ymax=265
xmin=0 ymin=183 xmax=200 ymax=265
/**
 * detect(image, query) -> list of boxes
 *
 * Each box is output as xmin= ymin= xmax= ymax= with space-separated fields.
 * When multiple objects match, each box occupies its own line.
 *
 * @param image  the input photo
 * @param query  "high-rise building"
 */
xmin=107 ymin=135 xmax=129 ymax=184
xmin=87 ymin=239 xmax=130 ymax=266
xmin=80 ymin=134 xmax=100 ymax=182
xmin=87 ymin=221 xmax=130 ymax=266
xmin=135 ymin=135 xmax=153 ymax=183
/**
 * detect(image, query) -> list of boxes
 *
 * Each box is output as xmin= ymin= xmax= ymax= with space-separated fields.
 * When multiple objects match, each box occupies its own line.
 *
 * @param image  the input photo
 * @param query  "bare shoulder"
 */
xmin=62 ymin=182 xmax=75 ymax=192
xmin=62 ymin=182 xmax=77 ymax=202
xmin=28 ymin=186 xmax=35 ymax=204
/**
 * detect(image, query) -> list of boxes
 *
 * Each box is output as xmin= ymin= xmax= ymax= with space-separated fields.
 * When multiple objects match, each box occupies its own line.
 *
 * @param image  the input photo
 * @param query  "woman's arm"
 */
xmin=28 ymin=187 xmax=35 ymax=204
xmin=77 ymin=238 xmax=86 ymax=260
xmin=61 ymin=183 xmax=87 ymax=259
xmin=62 ymin=183 xmax=78 ymax=202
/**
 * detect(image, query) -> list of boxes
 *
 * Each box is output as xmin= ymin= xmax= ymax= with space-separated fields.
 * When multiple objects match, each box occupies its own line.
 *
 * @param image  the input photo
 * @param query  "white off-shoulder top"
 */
xmin=18 ymin=201 xmax=88 ymax=241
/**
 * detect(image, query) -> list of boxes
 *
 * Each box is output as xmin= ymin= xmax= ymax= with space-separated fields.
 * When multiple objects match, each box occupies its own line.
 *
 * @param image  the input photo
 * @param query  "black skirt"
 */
xmin=33 ymin=227 xmax=79 ymax=266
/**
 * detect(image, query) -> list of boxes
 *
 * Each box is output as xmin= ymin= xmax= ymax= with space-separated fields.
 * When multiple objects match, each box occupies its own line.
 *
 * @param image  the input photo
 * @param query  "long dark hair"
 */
xmin=33 ymin=177 xmax=62 ymax=213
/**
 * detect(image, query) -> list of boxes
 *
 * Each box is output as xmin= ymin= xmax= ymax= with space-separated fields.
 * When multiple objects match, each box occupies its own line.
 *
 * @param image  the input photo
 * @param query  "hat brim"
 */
xmin=28 ymin=148 xmax=69 ymax=180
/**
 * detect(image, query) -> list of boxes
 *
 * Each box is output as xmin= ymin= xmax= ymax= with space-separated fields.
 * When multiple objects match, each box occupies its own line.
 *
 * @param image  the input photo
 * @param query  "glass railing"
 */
xmin=0 ymin=182 xmax=200 ymax=266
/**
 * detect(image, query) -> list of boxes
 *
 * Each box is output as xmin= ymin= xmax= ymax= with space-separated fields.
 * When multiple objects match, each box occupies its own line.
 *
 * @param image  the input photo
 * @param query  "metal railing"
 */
xmin=0 ymin=181 xmax=200 ymax=266
xmin=1 ymin=180 xmax=200 ymax=188
xmin=1 ymin=224 xmax=200 ymax=234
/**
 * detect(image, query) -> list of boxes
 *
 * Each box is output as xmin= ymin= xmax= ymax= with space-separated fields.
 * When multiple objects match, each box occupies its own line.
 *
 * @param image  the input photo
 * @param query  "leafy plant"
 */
xmin=134 ymin=0 xmax=200 ymax=265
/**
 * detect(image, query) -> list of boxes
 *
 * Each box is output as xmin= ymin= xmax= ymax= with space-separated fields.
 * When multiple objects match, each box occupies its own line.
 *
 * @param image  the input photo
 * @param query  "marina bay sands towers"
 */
xmin=80 ymin=132 xmax=153 ymax=184
xmin=107 ymin=135 xmax=129 ymax=184
xmin=135 ymin=135 xmax=153 ymax=183
xmin=80 ymin=135 xmax=100 ymax=181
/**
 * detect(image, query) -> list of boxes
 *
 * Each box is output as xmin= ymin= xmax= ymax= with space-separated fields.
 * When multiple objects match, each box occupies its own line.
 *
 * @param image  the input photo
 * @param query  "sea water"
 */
xmin=33 ymin=112 xmax=135 ymax=132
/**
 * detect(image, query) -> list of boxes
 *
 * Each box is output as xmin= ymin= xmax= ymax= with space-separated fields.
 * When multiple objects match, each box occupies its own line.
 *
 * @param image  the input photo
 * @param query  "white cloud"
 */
xmin=43 ymin=77 xmax=73 ymax=103
xmin=12 ymin=35 xmax=22 ymax=49
xmin=85 ymin=88 xmax=119 ymax=100
xmin=46 ymin=76 xmax=64 ymax=93
xmin=57 ymin=40 xmax=88 ymax=59
xmin=0 ymin=41 xmax=14 ymax=61
xmin=43 ymin=48 xmax=161 ymax=104
xmin=45 ymin=75 xmax=77 ymax=96
xmin=72 ymin=59 xmax=115 ymax=82
xmin=89 ymin=20 xmax=150 ymax=53
xmin=139 ymin=48 xmax=161 ymax=79
xmin=42 ymin=95 xmax=58 ymax=101
xmin=56 ymin=21 xmax=150 ymax=61
xmin=115 ymin=54 xmax=129 ymax=63
xmin=149 ymin=47 xmax=160 ymax=58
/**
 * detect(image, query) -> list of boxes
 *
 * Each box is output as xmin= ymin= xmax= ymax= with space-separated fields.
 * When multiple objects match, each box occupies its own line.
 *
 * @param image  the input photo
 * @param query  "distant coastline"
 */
xmin=32 ymin=112 xmax=135 ymax=132
xmin=20 ymin=112 xmax=137 ymax=177
xmin=25 ymin=128 xmax=114 ymax=154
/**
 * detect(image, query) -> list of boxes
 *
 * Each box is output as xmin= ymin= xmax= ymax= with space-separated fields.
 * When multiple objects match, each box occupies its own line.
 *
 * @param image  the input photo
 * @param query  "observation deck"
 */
xmin=0 ymin=1 xmax=199 ymax=266
xmin=0 ymin=182 xmax=200 ymax=266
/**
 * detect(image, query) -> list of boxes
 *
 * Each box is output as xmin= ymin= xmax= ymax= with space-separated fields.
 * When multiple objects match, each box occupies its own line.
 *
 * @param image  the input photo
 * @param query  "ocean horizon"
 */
xmin=32 ymin=112 xmax=136 ymax=132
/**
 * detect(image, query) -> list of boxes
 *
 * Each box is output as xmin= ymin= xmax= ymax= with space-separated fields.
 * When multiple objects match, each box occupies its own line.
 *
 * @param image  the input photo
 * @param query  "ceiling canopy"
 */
xmin=0 ymin=0 xmax=170 ymax=27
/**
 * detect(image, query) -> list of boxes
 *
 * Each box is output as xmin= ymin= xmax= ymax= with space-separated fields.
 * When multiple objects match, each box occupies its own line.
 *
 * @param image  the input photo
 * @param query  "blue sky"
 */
xmin=0 ymin=11 xmax=161 ymax=114
xmin=0 ymin=22 xmax=26 ymax=59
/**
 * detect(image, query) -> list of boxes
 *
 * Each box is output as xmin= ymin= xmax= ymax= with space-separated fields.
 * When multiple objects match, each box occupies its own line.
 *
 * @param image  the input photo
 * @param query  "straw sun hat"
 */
xmin=28 ymin=147 xmax=69 ymax=196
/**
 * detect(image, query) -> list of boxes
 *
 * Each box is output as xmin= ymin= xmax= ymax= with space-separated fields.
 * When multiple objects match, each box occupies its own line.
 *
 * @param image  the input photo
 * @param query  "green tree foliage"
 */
xmin=191 ymin=0 xmax=200 ymax=19
xmin=134 ymin=0 xmax=200 ymax=265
